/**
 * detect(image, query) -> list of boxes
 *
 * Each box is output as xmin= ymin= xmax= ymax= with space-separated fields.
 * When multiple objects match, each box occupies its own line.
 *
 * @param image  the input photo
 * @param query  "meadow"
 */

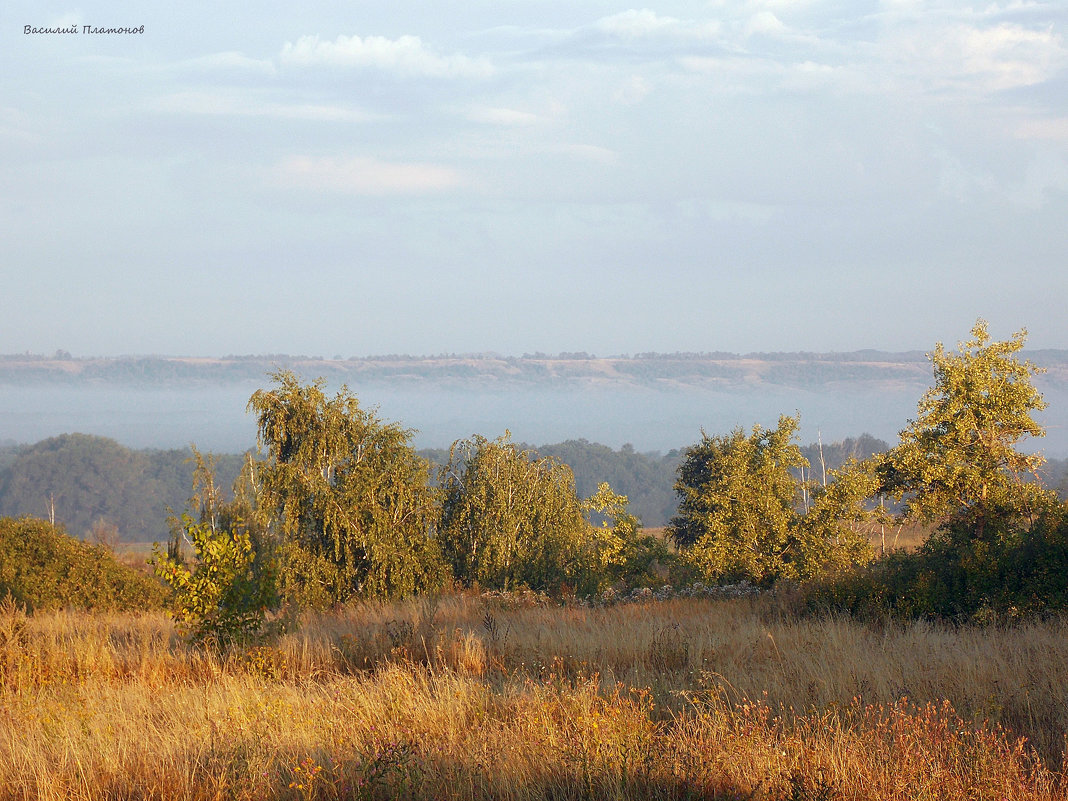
xmin=2 ymin=591 xmax=1066 ymax=800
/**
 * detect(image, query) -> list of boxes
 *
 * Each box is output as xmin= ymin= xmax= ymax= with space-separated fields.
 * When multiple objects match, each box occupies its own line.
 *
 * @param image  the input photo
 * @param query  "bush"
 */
xmin=807 ymin=502 xmax=1068 ymax=621
xmin=153 ymin=514 xmax=275 ymax=645
xmin=585 ymin=482 xmax=671 ymax=590
xmin=0 ymin=516 xmax=166 ymax=611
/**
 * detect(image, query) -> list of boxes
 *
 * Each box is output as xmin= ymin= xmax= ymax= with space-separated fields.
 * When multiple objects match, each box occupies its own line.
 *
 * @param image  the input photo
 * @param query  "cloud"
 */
xmin=175 ymin=52 xmax=277 ymax=75
xmin=466 ymin=106 xmax=544 ymax=126
xmin=594 ymin=9 xmax=720 ymax=40
xmin=279 ymin=34 xmax=494 ymax=78
xmin=613 ymin=75 xmax=652 ymax=104
xmin=745 ymin=11 xmax=787 ymax=38
xmin=151 ymin=91 xmax=382 ymax=122
xmin=0 ymin=106 xmax=39 ymax=143
xmin=1015 ymin=117 xmax=1068 ymax=142
xmin=887 ymin=21 xmax=1066 ymax=93
xmin=1009 ymin=151 xmax=1068 ymax=209
xmin=548 ymin=144 xmax=618 ymax=164
xmin=953 ymin=23 xmax=1065 ymax=90
xmin=275 ymin=156 xmax=463 ymax=195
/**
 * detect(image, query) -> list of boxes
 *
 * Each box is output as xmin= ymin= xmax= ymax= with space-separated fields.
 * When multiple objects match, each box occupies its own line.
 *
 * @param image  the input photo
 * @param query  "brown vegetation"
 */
xmin=2 ymin=592 xmax=1065 ymax=800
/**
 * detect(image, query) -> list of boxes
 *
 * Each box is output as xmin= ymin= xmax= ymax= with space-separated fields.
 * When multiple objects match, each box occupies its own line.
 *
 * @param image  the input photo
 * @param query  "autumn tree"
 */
xmin=248 ymin=371 xmax=447 ymax=606
xmin=669 ymin=415 xmax=809 ymax=583
xmin=878 ymin=320 xmax=1056 ymax=539
xmin=438 ymin=433 xmax=592 ymax=593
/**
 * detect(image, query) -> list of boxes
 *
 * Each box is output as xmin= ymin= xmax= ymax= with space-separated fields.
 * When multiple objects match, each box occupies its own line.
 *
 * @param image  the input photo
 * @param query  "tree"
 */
xmin=438 ymin=433 xmax=591 ymax=593
xmin=247 ymin=371 xmax=447 ymax=606
xmin=669 ymin=415 xmax=808 ymax=583
xmin=878 ymin=320 xmax=1054 ymax=536
xmin=153 ymin=514 xmax=273 ymax=645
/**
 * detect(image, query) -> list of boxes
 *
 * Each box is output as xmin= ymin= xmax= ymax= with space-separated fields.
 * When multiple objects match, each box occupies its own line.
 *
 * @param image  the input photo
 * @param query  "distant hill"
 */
xmin=0 ymin=350 xmax=959 ymax=388
xmin=0 ymin=435 xmax=245 ymax=543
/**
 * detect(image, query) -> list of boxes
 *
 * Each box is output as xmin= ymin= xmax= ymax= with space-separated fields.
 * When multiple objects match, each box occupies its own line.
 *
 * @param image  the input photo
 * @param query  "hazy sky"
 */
xmin=4 ymin=1 xmax=1067 ymax=357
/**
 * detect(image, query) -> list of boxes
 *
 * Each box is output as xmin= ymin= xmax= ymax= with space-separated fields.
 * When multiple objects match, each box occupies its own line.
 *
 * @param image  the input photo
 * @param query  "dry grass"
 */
xmin=1 ymin=594 xmax=1066 ymax=800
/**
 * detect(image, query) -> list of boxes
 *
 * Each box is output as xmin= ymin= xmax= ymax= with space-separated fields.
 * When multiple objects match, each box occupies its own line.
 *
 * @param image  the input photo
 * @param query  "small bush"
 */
xmin=153 ymin=514 xmax=275 ymax=645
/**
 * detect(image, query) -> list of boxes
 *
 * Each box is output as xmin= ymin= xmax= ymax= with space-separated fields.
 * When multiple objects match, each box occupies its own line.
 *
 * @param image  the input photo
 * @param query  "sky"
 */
xmin=3 ymin=1 xmax=1067 ymax=357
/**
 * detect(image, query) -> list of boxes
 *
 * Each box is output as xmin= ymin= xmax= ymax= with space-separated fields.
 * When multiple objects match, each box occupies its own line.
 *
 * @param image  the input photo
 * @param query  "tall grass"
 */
xmin=2 ymin=593 xmax=1065 ymax=799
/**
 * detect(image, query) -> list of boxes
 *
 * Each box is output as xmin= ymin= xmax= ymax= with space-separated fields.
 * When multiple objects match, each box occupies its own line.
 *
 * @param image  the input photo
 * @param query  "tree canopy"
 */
xmin=669 ymin=415 xmax=809 ymax=583
xmin=248 ymin=371 xmax=447 ymax=606
xmin=878 ymin=319 xmax=1052 ymax=530
xmin=438 ymin=433 xmax=592 ymax=593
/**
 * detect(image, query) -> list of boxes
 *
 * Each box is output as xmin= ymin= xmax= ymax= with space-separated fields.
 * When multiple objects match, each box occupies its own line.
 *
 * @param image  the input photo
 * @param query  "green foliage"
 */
xmin=669 ymin=415 xmax=808 ymax=584
xmin=152 ymin=448 xmax=276 ymax=644
xmin=585 ymin=482 xmax=670 ymax=588
xmin=0 ymin=516 xmax=166 ymax=611
xmin=438 ymin=433 xmax=592 ymax=594
xmin=533 ymin=440 xmax=682 ymax=527
xmin=878 ymin=319 xmax=1051 ymax=530
xmin=249 ymin=371 xmax=448 ymax=606
xmin=794 ymin=459 xmax=879 ymax=578
xmin=808 ymin=499 xmax=1068 ymax=621
xmin=807 ymin=320 xmax=1068 ymax=621
xmin=153 ymin=513 xmax=273 ymax=645
xmin=797 ymin=322 xmax=1068 ymax=621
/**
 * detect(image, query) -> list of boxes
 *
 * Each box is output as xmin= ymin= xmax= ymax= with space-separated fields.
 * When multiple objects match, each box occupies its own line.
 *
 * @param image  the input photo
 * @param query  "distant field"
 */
xmin=2 ymin=593 xmax=1065 ymax=799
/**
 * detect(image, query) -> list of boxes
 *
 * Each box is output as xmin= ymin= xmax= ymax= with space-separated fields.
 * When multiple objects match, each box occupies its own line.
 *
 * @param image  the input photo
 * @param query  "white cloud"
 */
xmin=176 ymin=52 xmax=277 ymax=75
xmin=745 ymin=11 xmax=787 ymax=38
xmin=594 ymin=9 xmax=720 ymax=40
xmin=279 ymin=33 xmax=494 ymax=78
xmin=954 ymin=23 xmax=1064 ymax=90
xmin=886 ymin=21 xmax=1066 ymax=93
xmin=151 ymin=91 xmax=382 ymax=122
xmin=275 ymin=156 xmax=463 ymax=195
xmin=467 ymin=106 xmax=543 ymax=126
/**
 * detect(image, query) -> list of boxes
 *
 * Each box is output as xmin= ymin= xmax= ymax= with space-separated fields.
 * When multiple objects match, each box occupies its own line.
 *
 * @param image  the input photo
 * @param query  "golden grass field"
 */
xmin=2 ymin=591 xmax=1066 ymax=800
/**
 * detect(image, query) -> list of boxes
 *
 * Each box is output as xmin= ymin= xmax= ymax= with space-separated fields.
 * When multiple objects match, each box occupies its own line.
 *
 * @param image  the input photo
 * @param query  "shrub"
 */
xmin=808 ymin=502 xmax=1068 ymax=621
xmin=0 ymin=516 xmax=166 ymax=611
xmin=153 ymin=513 xmax=275 ymax=645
